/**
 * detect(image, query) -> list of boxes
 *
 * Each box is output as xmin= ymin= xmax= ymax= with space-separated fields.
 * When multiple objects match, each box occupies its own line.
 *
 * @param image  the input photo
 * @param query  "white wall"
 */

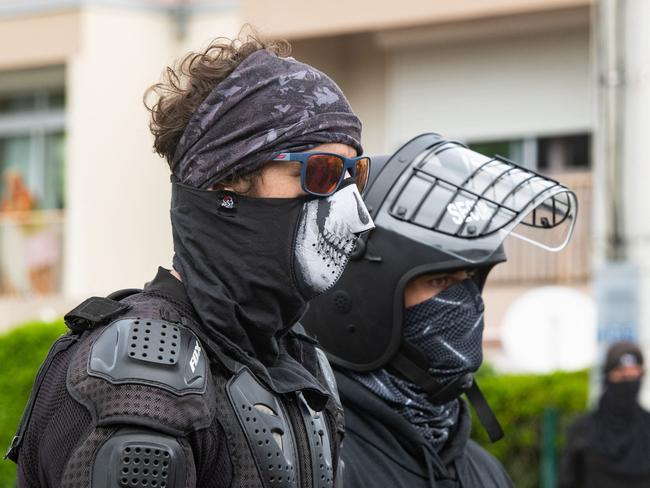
xmin=179 ymin=8 xmax=241 ymax=54
xmin=385 ymin=27 xmax=593 ymax=149
xmin=65 ymin=7 xmax=178 ymax=297
xmin=64 ymin=6 xmax=243 ymax=299
xmin=291 ymin=35 xmax=387 ymax=156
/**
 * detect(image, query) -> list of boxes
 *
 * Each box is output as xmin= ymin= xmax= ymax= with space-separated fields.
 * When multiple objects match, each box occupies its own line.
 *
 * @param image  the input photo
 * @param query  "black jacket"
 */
xmin=559 ymin=408 xmax=650 ymax=488
xmin=10 ymin=268 xmax=343 ymax=488
xmin=335 ymin=371 xmax=513 ymax=488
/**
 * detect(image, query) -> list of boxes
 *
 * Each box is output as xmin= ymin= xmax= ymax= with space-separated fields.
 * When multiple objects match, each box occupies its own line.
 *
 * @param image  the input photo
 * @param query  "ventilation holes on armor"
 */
xmin=128 ymin=321 xmax=179 ymax=366
xmin=119 ymin=446 xmax=172 ymax=487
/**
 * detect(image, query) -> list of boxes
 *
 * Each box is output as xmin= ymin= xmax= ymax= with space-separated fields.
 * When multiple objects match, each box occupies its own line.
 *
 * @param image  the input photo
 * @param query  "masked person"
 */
xmin=6 ymin=35 xmax=375 ymax=488
xmin=559 ymin=342 xmax=650 ymax=488
xmin=302 ymin=133 xmax=578 ymax=487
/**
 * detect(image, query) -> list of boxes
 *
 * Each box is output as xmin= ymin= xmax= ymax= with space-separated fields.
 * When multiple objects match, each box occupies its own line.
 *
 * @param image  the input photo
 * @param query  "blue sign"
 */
xmin=595 ymin=260 xmax=640 ymax=345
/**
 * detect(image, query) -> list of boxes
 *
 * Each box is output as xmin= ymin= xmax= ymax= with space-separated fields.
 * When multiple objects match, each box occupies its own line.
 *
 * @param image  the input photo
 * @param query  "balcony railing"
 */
xmin=488 ymin=171 xmax=592 ymax=285
xmin=0 ymin=209 xmax=63 ymax=295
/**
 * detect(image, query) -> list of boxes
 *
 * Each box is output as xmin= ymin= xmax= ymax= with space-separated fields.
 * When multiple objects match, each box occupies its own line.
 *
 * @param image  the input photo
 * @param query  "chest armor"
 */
xmin=61 ymin=292 xmax=339 ymax=488
xmin=212 ymin=363 xmax=335 ymax=488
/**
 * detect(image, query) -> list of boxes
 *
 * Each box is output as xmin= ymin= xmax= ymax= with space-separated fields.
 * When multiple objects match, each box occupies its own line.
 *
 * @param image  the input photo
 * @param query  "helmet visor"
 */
xmin=375 ymin=140 xmax=578 ymax=263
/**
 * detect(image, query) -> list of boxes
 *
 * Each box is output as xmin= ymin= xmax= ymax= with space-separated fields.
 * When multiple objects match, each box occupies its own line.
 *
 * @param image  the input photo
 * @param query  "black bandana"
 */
xmin=171 ymin=49 xmax=363 ymax=188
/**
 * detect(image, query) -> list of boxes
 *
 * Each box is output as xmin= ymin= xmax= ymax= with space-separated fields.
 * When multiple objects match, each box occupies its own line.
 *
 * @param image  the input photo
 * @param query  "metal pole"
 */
xmin=540 ymin=408 xmax=558 ymax=488
xmin=597 ymin=0 xmax=626 ymax=261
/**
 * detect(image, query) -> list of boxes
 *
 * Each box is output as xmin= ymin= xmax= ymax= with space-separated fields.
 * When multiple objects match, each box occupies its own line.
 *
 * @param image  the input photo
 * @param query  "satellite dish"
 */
xmin=501 ymin=286 xmax=596 ymax=373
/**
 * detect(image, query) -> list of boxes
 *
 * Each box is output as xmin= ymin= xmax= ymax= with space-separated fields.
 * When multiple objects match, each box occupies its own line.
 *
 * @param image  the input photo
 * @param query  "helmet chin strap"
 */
xmin=389 ymin=342 xmax=504 ymax=442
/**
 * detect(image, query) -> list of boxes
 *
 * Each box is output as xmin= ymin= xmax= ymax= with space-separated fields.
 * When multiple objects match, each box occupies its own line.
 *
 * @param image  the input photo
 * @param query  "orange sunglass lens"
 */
xmin=355 ymin=158 xmax=370 ymax=192
xmin=305 ymin=155 xmax=344 ymax=195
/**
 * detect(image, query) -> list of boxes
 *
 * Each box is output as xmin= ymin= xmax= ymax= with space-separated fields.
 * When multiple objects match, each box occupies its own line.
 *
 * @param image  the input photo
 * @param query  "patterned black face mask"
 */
xmin=403 ymin=279 xmax=485 ymax=383
xmin=351 ymin=279 xmax=485 ymax=450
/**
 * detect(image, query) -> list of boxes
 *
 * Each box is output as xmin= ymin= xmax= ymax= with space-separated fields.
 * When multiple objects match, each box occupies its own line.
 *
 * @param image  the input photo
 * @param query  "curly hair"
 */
xmin=144 ymin=29 xmax=291 ymax=192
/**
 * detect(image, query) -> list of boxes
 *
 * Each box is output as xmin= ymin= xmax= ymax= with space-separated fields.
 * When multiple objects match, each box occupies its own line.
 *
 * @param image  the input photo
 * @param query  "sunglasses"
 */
xmin=272 ymin=152 xmax=371 ymax=197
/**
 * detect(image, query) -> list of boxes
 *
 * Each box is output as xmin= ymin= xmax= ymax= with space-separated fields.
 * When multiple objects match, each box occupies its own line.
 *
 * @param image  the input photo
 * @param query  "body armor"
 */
xmin=9 ymin=269 xmax=342 ymax=488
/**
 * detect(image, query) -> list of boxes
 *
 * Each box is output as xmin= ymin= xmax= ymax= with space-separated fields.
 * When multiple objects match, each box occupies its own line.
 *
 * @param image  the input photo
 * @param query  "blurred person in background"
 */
xmin=6 ymin=32 xmax=374 ymax=487
xmin=559 ymin=341 xmax=650 ymax=488
xmin=303 ymin=133 xmax=578 ymax=487
xmin=0 ymin=170 xmax=36 ymax=293
xmin=0 ymin=170 xmax=35 ymax=213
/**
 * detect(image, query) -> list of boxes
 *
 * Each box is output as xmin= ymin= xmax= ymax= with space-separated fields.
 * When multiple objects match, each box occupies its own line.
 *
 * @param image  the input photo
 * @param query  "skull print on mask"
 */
xmin=293 ymin=183 xmax=374 ymax=298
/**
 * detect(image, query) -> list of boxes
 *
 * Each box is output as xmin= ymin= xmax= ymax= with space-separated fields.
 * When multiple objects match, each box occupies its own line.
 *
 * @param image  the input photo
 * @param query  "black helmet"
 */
xmin=302 ymin=133 xmax=578 ymax=439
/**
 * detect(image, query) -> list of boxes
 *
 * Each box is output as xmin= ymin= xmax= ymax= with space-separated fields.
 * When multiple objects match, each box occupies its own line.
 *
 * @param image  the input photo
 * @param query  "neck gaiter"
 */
xmin=170 ymin=181 xmax=373 ymax=366
xmin=351 ymin=279 xmax=484 ymax=450
xmin=351 ymin=369 xmax=460 ymax=450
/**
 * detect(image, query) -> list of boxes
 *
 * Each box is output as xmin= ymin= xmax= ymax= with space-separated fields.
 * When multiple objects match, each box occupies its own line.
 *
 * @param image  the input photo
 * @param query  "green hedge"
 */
xmin=470 ymin=367 xmax=589 ymax=488
xmin=0 ymin=320 xmax=66 ymax=488
xmin=0 ymin=321 xmax=589 ymax=488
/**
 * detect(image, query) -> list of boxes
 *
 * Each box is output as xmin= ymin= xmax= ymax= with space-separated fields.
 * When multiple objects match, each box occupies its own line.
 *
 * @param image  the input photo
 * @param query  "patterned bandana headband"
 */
xmin=171 ymin=49 xmax=363 ymax=189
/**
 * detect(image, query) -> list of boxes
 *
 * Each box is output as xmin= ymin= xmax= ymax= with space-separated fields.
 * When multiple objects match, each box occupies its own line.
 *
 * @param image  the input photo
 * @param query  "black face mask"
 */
xmin=351 ymin=279 xmax=484 ymax=451
xmin=403 ymin=279 xmax=485 ymax=384
xmin=170 ymin=181 xmax=373 ymax=365
xmin=599 ymin=379 xmax=642 ymax=418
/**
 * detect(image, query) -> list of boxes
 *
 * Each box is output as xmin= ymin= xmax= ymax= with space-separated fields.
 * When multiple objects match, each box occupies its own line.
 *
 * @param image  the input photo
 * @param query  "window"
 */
xmin=0 ymin=81 xmax=65 ymax=295
xmin=469 ymin=133 xmax=591 ymax=173
xmin=537 ymin=134 xmax=590 ymax=172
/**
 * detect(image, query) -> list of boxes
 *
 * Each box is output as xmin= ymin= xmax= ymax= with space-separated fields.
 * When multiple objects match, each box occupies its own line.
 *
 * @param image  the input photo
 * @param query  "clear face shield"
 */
xmin=374 ymin=139 xmax=578 ymax=263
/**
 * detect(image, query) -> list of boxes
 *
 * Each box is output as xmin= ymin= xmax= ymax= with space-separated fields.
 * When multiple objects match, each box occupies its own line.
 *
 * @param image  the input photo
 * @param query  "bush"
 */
xmin=470 ymin=367 xmax=589 ymax=488
xmin=0 ymin=320 xmax=66 ymax=488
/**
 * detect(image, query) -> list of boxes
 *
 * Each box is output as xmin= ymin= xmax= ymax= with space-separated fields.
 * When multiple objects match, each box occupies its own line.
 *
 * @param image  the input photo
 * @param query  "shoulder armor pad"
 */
xmin=67 ymin=317 xmax=216 ymax=436
xmin=89 ymin=318 xmax=207 ymax=395
xmin=92 ymin=428 xmax=191 ymax=488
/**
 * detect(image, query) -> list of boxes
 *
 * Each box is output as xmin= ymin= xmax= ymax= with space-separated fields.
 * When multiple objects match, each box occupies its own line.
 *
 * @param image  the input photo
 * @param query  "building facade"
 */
xmin=0 ymin=0 xmax=595 ymax=372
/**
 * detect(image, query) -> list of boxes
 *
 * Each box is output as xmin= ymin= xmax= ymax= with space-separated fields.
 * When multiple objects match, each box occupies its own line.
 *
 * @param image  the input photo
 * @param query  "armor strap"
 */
xmin=64 ymin=297 xmax=130 ymax=333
